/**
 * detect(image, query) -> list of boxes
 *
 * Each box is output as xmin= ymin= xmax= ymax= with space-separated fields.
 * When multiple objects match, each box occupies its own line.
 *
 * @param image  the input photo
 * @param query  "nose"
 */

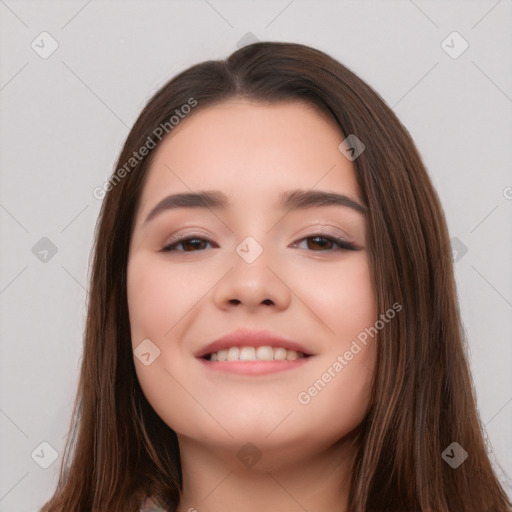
xmin=211 ymin=243 xmax=292 ymax=313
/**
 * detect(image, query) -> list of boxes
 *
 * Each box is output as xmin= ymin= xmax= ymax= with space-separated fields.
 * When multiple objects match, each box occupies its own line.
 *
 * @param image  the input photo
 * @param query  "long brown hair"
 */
xmin=40 ymin=41 xmax=511 ymax=512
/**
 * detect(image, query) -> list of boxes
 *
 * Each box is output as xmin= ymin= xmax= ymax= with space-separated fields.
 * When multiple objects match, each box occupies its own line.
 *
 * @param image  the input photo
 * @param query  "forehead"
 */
xmin=136 ymin=100 xmax=362 ymax=215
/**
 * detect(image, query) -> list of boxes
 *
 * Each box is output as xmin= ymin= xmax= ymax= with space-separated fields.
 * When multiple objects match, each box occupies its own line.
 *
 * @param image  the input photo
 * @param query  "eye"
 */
xmin=292 ymin=235 xmax=358 ymax=252
xmin=161 ymin=236 xmax=217 ymax=252
xmin=160 ymin=234 xmax=358 ymax=253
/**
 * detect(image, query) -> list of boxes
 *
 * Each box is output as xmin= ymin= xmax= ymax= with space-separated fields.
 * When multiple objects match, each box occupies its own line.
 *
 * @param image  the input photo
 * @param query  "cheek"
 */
xmin=291 ymin=256 xmax=376 ymax=436
xmin=296 ymin=350 xmax=375 ymax=450
xmin=127 ymin=255 xmax=198 ymax=344
xmin=127 ymin=256 xmax=203 ymax=434
xmin=295 ymin=255 xmax=376 ymax=341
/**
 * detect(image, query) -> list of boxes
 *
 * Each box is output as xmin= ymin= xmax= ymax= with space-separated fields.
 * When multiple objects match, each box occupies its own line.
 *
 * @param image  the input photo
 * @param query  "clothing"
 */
xmin=139 ymin=495 xmax=169 ymax=512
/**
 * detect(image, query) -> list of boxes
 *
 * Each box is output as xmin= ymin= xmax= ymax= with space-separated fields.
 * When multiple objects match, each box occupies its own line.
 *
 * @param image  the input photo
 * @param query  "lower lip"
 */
xmin=197 ymin=357 xmax=312 ymax=375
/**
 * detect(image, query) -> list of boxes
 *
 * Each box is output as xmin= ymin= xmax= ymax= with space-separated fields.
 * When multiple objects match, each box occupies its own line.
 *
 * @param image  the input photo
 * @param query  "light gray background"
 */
xmin=1 ymin=1 xmax=511 ymax=510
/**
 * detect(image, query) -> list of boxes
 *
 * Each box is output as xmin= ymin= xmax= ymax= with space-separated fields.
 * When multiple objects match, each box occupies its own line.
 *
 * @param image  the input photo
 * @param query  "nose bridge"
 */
xmin=211 ymin=231 xmax=291 ymax=311
xmin=227 ymin=204 xmax=275 ymax=266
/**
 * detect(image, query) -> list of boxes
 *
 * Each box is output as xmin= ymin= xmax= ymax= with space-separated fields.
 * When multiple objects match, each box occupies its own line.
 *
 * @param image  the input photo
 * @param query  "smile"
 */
xmin=198 ymin=347 xmax=313 ymax=375
xmin=195 ymin=328 xmax=315 ymax=375
xmin=204 ymin=346 xmax=307 ymax=362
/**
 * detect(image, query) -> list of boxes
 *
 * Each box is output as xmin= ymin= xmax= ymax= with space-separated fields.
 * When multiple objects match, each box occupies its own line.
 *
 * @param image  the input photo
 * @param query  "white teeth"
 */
xmin=273 ymin=347 xmax=287 ymax=360
xmin=207 ymin=346 xmax=306 ymax=362
xmin=256 ymin=346 xmax=274 ymax=360
xmin=227 ymin=347 xmax=239 ymax=361
xmin=286 ymin=350 xmax=298 ymax=361
xmin=240 ymin=346 xmax=256 ymax=361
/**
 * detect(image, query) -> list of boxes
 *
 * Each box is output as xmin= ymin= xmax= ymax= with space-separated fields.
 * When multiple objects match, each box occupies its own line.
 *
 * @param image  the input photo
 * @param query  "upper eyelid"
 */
xmin=164 ymin=222 xmax=351 ymax=241
xmin=162 ymin=229 xmax=215 ymax=247
xmin=163 ymin=223 xmax=352 ymax=244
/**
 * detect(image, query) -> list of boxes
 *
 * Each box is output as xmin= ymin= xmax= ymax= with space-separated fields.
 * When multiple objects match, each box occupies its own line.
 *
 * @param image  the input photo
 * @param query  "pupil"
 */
xmin=184 ymin=239 xmax=205 ymax=251
xmin=309 ymin=236 xmax=330 ymax=250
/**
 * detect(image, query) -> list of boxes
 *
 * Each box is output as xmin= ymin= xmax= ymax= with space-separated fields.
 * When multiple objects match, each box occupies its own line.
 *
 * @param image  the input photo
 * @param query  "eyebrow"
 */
xmin=143 ymin=189 xmax=367 ymax=226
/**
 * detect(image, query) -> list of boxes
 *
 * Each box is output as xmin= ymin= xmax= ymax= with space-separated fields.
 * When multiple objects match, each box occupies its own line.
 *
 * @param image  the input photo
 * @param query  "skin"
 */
xmin=127 ymin=99 xmax=377 ymax=512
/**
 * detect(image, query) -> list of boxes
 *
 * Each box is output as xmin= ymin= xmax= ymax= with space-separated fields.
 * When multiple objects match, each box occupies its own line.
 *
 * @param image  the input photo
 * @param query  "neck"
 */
xmin=175 ymin=434 xmax=356 ymax=512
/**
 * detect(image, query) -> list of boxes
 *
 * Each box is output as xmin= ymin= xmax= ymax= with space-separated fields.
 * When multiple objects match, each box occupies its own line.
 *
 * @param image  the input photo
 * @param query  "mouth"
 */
xmin=195 ymin=329 xmax=315 ymax=375
xmin=202 ymin=346 xmax=311 ymax=362
xmin=197 ymin=351 xmax=312 ymax=375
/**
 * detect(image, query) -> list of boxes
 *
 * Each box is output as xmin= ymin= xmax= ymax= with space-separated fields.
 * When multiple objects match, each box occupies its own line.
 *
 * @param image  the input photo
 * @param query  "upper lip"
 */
xmin=195 ymin=328 xmax=314 ymax=358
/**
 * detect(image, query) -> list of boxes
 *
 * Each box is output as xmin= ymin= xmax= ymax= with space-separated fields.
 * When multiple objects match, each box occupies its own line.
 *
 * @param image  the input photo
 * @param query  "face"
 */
xmin=127 ymin=99 xmax=376 ymax=464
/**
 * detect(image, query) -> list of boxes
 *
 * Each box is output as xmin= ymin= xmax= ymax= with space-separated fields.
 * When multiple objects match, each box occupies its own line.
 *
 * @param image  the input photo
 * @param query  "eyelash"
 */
xmin=160 ymin=234 xmax=358 ymax=253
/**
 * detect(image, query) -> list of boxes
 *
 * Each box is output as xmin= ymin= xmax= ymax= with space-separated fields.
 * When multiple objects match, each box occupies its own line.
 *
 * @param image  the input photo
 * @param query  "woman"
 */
xmin=40 ymin=41 xmax=511 ymax=512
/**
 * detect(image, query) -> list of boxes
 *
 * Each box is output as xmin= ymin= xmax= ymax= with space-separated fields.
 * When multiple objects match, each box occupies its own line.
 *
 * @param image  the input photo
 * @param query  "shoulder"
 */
xmin=139 ymin=494 xmax=170 ymax=512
